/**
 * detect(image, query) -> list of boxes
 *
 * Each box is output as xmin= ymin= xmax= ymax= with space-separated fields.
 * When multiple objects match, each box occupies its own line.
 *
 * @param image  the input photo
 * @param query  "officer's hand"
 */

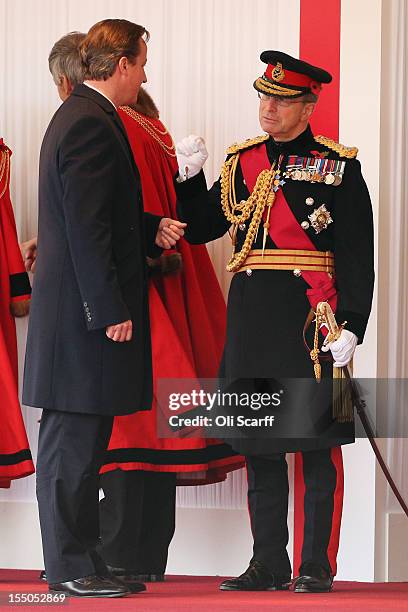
xmin=321 ymin=329 xmax=358 ymax=367
xmin=20 ymin=236 xmax=38 ymax=273
xmin=176 ymin=135 xmax=208 ymax=181
xmin=156 ymin=218 xmax=187 ymax=249
xmin=106 ymin=320 xmax=133 ymax=342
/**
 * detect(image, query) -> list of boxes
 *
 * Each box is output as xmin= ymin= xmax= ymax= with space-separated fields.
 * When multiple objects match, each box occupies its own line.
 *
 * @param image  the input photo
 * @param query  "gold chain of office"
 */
xmin=220 ymin=152 xmax=278 ymax=272
xmin=0 ymin=148 xmax=10 ymax=199
xmin=120 ymin=106 xmax=177 ymax=157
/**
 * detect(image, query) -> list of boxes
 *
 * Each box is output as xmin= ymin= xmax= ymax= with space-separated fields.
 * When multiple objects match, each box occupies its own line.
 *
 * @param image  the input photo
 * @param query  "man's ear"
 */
xmin=57 ymin=75 xmax=74 ymax=101
xmin=303 ymin=103 xmax=316 ymax=121
xmin=117 ymin=56 xmax=128 ymax=75
xmin=61 ymin=75 xmax=74 ymax=97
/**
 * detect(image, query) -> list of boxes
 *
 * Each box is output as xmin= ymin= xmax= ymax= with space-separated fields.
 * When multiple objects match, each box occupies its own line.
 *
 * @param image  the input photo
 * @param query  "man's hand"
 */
xmin=106 ymin=320 xmax=132 ymax=342
xmin=176 ymin=135 xmax=208 ymax=181
xmin=321 ymin=329 xmax=358 ymax=367
xmin=156 ymin=218 xmax=187 ymax=249
xmin=20 ymin=237 xmax=38 ymax=272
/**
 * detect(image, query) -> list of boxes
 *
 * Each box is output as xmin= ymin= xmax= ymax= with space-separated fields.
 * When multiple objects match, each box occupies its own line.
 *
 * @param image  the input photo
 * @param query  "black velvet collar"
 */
xmin=266 ymin=124 xmax=315 ymax=158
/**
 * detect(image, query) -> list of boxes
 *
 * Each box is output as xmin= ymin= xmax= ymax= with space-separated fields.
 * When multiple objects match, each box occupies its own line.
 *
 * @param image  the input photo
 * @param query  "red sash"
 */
xmin=239 ymin=144 xmax=337 ymax=313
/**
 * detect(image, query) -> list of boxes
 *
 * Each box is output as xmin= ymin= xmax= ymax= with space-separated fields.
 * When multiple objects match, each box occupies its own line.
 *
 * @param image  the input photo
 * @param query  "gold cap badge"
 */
xmin=272 ymin=62 xmax=285 ymax=82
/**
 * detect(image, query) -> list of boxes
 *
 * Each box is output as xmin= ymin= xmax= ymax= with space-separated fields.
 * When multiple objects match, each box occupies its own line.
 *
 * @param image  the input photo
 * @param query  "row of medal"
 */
xmin=284 ymin=156 xmax=346 ymax=186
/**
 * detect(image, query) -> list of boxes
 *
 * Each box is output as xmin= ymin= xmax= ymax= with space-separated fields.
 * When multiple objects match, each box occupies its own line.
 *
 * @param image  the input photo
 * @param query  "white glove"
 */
xmin=321 ymin=329 xmax=358 ymax=368
xmin=176 ymin=134 xmax=208 ymax=181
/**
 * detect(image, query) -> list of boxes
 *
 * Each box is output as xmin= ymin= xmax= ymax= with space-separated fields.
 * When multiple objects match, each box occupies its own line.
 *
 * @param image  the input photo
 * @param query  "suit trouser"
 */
xmin=246 ymin=447 xmax=339 ymax=578
xmin=98 ymin=469 xmax=176 ymax=573
xmin=36 ymin=409 xmax=114 ymax=584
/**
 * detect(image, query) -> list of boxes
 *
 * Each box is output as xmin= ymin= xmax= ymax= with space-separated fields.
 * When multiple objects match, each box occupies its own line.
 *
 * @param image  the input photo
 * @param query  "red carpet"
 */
xmin=0 ymin=571 xmax=408 ymax=611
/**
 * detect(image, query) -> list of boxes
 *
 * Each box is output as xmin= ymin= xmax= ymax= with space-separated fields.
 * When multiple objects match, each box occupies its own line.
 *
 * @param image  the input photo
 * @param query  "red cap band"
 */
xmin=265 ymin=63 xmax=319 ymax=89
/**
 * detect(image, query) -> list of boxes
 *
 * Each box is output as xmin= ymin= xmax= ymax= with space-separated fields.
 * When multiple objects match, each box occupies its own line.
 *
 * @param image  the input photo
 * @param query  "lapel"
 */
xmin=71 ymin=84 xmax=141 ymax=183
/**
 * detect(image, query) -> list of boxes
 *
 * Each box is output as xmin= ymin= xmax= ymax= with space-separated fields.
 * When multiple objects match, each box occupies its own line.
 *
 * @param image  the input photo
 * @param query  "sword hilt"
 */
xmin=316 ymin=301 xmax=347 ymax=347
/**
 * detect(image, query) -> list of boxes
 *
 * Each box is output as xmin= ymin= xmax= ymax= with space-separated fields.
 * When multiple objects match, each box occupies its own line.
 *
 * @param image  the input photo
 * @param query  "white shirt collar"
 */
xmin=83 ymin=82 xmax=116 ymax=109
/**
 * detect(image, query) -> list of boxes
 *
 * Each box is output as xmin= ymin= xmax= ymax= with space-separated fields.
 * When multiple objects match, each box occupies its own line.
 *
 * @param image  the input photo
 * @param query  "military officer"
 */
xmin=175 ymin=51 xmax=374 ymax=593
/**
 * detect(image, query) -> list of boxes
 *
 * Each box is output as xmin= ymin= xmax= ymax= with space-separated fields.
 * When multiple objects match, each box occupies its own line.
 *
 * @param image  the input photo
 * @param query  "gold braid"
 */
xmin=119 ymin=106 xmax=176 ymax=157
xmin=220 ymin=153 xmax=278 ymax=272
xmin=314 ymin=135 xmax=358 ymax=159
xmin=0 ymin=148 xmax=10 ymax=199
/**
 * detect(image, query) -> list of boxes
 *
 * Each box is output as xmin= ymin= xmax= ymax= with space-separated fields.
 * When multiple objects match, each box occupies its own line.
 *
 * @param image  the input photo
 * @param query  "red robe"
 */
xmin=0 ymin=139 xmax=34 ymax=488
xmin=102 ymin=108 xmax=243 ymax=483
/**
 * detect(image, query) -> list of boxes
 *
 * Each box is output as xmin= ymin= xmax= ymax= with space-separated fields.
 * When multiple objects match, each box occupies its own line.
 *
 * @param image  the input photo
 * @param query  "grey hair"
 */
xmin=300 ymin=92 xmax=318 ymax=103
xmin=48 ymin=32 xmax=86 ymax=87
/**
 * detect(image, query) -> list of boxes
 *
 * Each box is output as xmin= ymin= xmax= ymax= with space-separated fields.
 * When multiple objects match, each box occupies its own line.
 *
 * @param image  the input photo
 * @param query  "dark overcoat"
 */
xmin=176 ymin=126 xmax=374 ymax=454
xmin=23 ymin=85 xmax=161 ymax=416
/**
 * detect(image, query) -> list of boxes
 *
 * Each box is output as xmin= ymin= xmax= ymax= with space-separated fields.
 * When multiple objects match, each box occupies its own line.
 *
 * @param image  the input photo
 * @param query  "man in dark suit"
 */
xmin=23 ymin=19 xmax=185 ymax=598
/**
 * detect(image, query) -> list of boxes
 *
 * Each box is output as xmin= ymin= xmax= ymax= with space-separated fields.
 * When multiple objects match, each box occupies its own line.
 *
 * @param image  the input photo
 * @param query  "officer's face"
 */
xmin=259 ymin=95 xmax=315 ymax=141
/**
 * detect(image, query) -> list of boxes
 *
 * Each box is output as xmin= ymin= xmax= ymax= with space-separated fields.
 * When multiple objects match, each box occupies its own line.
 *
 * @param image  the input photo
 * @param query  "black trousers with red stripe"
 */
xmin=246 ymin=447 xmax=342 ymax=579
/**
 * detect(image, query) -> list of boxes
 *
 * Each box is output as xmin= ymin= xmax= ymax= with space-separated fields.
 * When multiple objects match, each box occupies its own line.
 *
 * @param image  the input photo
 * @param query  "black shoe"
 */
xmin=44 ymin=568 xmax=145 ymax=594
xmin=293 ymin=562 xmax=333 ymax=593
xmin=105 ymin=565 xmax=147 ymax=593
xmin=49 ymin=574 xmax=130 ymax=598
xmin=220 ymin=560 xmax=291 ymax=591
